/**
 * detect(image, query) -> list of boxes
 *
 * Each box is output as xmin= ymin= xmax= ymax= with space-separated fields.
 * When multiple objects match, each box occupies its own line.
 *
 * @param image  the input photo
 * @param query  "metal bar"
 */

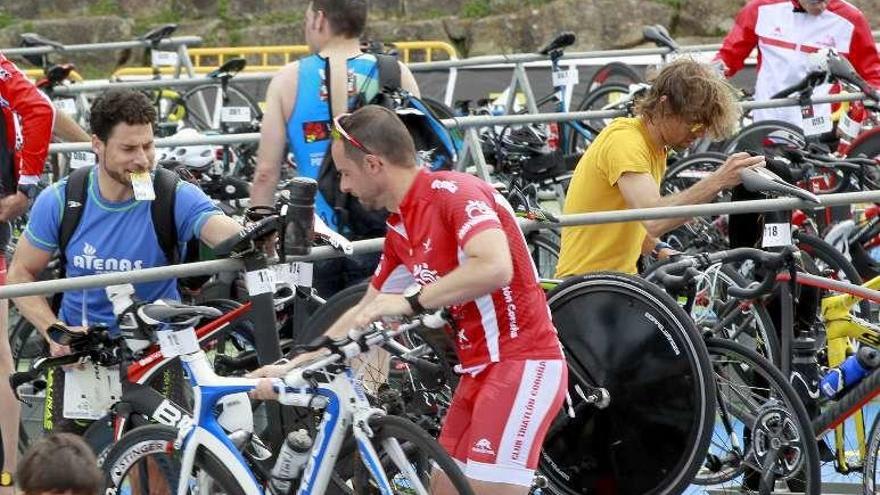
xmin=520 ymin=190 xmax=880 ymax=233
xmin=47 ymin=92 xmax=869 ymax=153
xmin=0 ymin=238 xmax=384 ymax=299
xmin=1 ymin=36 xmax=203 ymax=56
xmin=50 ymin=73 xmax=273 ymax=95
xmin=5 ymin=191 xmax=880 ymax=299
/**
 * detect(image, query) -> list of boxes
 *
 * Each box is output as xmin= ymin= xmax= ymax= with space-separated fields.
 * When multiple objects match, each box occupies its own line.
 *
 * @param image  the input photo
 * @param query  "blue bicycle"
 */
xmin=100 ymin=300 xmax=474 ymax=495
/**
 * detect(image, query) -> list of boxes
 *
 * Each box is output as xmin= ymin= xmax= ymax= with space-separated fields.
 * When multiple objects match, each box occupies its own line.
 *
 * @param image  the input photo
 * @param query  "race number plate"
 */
xmin=220 ymin=106 xmax=252 ymax=124
xmin=63 ymin=363 xmax=122 ymax=420
xmin=552 ymin=68 xmax=580 ymax=88
xmin=156 ymin=329 xmax=200 ymax=358
xmin=762 ymin=222 xmax=793 ymax=247
xmin=272 ymin=262 xmax=313 ymax=288
xmin=246 ymin=268 xmax=277 ymax=296
xmin=54 ymin=98 xmax=78 ymax=116
xmin=801 ymin=105 xmax=832 ymax=136
xmin=151 ymin=50 xmax=179 ymax=67
xmin=69 ymin=151 xmax=97 ymax=169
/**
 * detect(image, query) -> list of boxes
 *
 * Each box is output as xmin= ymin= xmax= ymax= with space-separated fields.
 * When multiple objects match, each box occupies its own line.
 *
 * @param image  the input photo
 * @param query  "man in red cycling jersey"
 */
xmin=714 ymin=0 xmax=880 ymax=129
xmin=0 ymin=51 xmax=89 ymax=492
xmin=253 ymin=105 xmax=567 ymax=495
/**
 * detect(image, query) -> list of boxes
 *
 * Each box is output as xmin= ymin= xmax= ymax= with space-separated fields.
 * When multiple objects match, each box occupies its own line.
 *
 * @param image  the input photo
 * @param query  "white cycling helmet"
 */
xmin=157 ymin=128 xmax=215 ymax=171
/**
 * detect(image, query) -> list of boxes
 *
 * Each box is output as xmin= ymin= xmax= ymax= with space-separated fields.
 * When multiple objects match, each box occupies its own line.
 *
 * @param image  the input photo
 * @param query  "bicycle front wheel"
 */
xmin=698 ymin=338 xmax=820 ymax=494
xmin=101 ymin=424 xmax=245 ymax=495
xmin=353 ymin=415 xmax=475 ymax=495
xmin=539 ymin=272 xmax=715 ymax=495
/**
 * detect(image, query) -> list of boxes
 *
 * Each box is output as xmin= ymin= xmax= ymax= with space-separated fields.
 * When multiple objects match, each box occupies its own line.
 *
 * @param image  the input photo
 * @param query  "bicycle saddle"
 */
xmin=642 ymin=25 xmax=678 ymax=51
xmin=44 ymin=63 xmax=75 ymax=85
xmin=208 ymin=58 xmax=247 ymax=79
xmin=212 ymin=215 xmax=279 ymax=258
xmin=739 ymin=166 xmax=820 ymax=204
xmin=537 ymin=32 xmax=576 ymax=55
xmin=19 ymin=33 xmax=65 ymax=50
xmin=139 ymin=24 xmax=178 ymax=46
xmin=138 ymin=301 xmax=222 ymax=326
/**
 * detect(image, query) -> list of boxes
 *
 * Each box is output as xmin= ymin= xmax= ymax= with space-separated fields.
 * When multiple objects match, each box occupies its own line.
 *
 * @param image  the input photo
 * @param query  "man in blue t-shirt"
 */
xmin=7 ymin=90 xmax=244 ymax=434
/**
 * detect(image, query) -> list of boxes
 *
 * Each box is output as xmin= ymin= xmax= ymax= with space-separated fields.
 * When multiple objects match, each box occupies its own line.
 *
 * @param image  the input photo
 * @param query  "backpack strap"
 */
xmin=375 ymin=53 xmax=401 ymax=92
xmin=58 ymin=166 xmax=93 ymax=278
xmin=151 ymin=167 xmax=180 ymax=265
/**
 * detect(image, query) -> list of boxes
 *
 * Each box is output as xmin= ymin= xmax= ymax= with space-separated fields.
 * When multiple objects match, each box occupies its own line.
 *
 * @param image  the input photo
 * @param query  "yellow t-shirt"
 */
xmin=555 ymin=117 xmax=667 ymax=276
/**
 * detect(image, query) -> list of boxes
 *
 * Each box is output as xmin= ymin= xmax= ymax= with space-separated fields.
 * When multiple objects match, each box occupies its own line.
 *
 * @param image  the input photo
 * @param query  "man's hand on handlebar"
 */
xmin=353 ymin=293 xmax=412 ymax=328
xmin=713 ymin=152 xmax=767 ymax=189
xmin=47 ymin=325 xmax=88 ymax=370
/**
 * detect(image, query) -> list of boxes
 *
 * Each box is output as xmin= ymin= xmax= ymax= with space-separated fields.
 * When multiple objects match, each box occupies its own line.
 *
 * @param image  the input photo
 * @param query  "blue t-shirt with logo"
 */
xmin=24 ymin=167 xmax=221 ymax=332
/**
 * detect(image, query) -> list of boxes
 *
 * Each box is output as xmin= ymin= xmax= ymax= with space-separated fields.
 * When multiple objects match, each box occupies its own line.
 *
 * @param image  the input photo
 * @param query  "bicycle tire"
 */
xmin=528 ymin=231 xmax=560 ymax=280
xmin=585 ymin=61 xmax=643 ymax=92
xmin=539 ymin=272 xmax=715 ymax=495
xmin=721 ymin=120 xmax=805 ymax=155
xmin=352 ymin=414 xmax=475 ymax=495
xmin=101 ymin=423 xmax=245 ymax=495
xmin=796 ymin=231 xmax=871 ymax=318
xmin=564 ymin=82 xmax=630 ymax=156
xmin=698 ymin=337 xmax=821 ymax=494
xmin=181 ymin=83 xmax=262 ymax=132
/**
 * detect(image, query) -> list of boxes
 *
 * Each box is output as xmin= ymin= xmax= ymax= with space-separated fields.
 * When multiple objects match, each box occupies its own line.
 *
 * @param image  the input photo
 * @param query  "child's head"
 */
xmin=17 ymin=433 xmax=102 ymax=495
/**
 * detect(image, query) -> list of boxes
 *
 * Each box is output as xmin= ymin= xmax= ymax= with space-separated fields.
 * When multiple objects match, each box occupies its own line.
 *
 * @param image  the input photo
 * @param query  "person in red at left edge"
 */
xmin=0 ymin=51 xmax=90 ymax=491
xmin=713 ymin=0 xmax=880 ymax=131
xmin=250 ymin=104 xmax=567 ymax=495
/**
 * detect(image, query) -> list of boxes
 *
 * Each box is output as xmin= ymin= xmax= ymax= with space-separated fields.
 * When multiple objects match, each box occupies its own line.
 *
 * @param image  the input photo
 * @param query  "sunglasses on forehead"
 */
xmin=331 ymin=113 xmax=374 ymax=155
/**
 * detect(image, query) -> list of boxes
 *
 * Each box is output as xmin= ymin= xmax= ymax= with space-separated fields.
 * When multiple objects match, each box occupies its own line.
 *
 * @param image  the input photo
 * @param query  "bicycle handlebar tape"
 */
xmin=283 ymin=178 xmax=317 ymax=257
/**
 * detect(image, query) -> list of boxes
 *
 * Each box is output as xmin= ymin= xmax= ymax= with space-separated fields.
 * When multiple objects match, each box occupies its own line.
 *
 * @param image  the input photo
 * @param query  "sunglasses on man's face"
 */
xmin=332 ymin=113 xmax=373 ymax=155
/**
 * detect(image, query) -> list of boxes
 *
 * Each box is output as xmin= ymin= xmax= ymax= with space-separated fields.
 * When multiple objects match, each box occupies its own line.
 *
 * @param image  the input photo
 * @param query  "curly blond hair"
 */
xmin=636 ymin=58 xmax=740 ymax=140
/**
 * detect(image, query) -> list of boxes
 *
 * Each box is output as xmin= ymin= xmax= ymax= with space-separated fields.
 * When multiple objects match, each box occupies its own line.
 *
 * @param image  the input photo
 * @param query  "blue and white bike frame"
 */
xmin=157 ymin=316 xmax=437 ymax=495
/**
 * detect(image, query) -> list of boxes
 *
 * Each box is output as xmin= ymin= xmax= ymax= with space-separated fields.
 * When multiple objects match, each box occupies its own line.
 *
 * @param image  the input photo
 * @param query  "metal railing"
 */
xmin=2 ymin=190 xmax=879 ymax=299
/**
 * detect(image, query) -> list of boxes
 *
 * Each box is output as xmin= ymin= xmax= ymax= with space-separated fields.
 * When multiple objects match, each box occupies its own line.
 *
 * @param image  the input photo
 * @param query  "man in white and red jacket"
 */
xmin=714 ymin=0 xmax=880 ymax=128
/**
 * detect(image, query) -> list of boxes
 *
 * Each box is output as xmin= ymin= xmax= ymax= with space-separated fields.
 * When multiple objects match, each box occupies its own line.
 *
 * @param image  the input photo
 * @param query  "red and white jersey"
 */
xmin=0 ymin=53 xmax=55 ymax=190
xmin=715 ymin=0 xmax=880 ymax=127
xmin=371 ymin=169 xmax=563 ymax=371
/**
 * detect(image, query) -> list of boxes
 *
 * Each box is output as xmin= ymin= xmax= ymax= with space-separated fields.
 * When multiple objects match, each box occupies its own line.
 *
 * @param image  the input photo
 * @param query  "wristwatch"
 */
xmin=16 ymin=183 xmax=38 ymax=201
xmin=403 ymin=284 xmax=427 ymax=315
xmin=0 ymin=471 xmax=13 ymax=487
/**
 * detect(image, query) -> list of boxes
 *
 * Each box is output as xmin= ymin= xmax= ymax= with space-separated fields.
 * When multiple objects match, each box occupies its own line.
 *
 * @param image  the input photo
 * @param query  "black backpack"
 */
xmin=57 ymin=166 xmax=206 ymax=292
xmin=317 ymin=54 xmax=459 ymax=240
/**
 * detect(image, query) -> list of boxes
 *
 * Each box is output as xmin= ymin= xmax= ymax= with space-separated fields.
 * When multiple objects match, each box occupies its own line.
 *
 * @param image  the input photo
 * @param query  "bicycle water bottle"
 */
xmin=820 ymin=346 xmax=880 ymax=398
xmin=790 ymin=338 xmax=822 ymax=414
xmin=269 ymin=429 xmax=313 ymax=493
xmin=283 ymin=177 xmax=317 ymax=256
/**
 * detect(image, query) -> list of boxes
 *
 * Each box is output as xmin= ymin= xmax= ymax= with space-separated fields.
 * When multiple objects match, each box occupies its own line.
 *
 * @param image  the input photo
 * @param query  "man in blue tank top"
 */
xmin=249 ymin=0 xmax=419 ymax=298
xmin=7 ymin=90 xmax=245 ymax=435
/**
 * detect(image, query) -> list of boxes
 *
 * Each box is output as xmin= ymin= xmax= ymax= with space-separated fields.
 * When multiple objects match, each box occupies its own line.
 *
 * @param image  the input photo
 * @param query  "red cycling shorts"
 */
xmin=438 ymin=358 xmax=567 ymax=486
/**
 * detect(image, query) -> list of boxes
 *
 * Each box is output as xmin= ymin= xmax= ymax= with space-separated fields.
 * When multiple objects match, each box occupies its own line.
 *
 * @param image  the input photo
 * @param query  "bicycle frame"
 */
xmin=776 ymin=270 xmax=880 ymax=472
xmin=169 ymin=328 xmax=415 ymax=495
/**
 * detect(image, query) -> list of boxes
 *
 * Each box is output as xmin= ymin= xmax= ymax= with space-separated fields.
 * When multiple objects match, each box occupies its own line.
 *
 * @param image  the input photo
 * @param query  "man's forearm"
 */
xmin=643 ymin=175 xmax=725 ymax=237
xmin=9 ymin=270 xmax=59 ymax=340
xmin=250 ymin=163 xmax=280 ymax=206
xmin=325 ymin=305 xmax=362 ymax=340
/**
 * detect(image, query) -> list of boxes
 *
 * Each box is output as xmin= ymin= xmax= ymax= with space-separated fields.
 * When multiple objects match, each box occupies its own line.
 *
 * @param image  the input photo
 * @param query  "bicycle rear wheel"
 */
xmin=352 ymin=415 xmax=475 ymax=495
xmin=539 ymin=272 xmax=715 ymax=495
xmin=699 ymin=338 xmax=820 ymax=494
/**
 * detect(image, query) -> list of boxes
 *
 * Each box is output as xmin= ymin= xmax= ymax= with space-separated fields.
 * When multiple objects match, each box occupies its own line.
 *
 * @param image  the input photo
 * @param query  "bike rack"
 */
xmin=3 ymin=189 xmax=880 ymax=300
xmin=2 ymin=36 xmax=204 ymax=80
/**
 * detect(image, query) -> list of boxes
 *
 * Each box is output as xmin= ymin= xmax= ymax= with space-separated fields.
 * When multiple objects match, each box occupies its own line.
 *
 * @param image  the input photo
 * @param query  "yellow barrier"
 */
xmin=112 ymin=41 xmax=458 ymax=78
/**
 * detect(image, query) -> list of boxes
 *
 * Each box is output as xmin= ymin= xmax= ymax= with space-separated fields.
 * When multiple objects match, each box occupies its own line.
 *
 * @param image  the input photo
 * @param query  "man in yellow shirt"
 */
xmin=556 ymin=59 xmax=766 ymax=276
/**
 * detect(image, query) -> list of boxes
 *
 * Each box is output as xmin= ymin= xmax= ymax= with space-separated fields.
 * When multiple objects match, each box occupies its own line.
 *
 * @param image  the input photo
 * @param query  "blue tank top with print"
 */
xmin=287 ymin=53 xmax=381 ymax=230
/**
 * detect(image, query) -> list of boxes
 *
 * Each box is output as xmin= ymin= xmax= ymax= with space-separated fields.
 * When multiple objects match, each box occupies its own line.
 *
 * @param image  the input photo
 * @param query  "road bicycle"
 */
xmin=100 ymin=305 xmax=475 ymax=495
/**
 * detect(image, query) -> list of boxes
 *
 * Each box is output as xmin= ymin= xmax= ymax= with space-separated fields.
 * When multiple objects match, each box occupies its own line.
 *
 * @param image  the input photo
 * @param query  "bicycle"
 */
xmin=100 ymin=305 xmax=475 ymax=495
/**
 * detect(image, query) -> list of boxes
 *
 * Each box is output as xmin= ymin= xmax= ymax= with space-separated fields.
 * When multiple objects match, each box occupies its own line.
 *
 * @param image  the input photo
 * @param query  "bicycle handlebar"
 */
xmin=652 ymin=247 xmax=798 ymax=297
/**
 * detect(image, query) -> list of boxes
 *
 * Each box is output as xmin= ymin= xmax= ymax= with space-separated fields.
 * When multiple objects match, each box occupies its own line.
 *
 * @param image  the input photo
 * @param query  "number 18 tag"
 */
xmin=762 ymin=222 xmax=792 ymax=247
